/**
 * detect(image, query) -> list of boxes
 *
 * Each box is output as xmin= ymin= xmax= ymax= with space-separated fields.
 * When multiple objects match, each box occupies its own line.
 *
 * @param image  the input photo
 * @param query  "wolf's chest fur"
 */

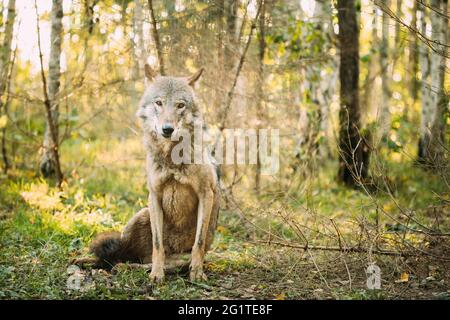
xmin=161 ymin=178 xmax=198 ymax=230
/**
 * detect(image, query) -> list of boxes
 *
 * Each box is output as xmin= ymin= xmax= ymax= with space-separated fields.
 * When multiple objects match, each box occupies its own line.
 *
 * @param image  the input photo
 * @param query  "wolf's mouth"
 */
xmin=161 ymin=133 xmax=172 ymax=139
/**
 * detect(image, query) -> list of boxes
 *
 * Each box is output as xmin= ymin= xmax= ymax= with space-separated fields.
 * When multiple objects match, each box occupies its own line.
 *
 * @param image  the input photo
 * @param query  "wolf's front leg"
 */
xmin=149 ymin=191 xmax=165 ymax=283
xmin=190 ymin=189 xmax=214 ymax=281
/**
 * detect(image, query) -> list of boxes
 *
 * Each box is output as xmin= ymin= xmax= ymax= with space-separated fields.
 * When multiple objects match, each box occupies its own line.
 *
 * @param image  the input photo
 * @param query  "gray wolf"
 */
xmin=74 ymin=65 xmax=220 ymax=283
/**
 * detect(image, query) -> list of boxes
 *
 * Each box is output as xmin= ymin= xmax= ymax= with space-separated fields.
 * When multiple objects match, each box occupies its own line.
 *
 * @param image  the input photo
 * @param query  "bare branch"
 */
xmin=147 ymin=0 xmax=165 ymax=75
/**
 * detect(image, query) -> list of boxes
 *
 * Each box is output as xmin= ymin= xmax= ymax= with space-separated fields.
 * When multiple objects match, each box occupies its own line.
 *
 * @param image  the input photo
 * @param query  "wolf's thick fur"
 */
xmin=81 ymin=66 xmax=220 ymax=282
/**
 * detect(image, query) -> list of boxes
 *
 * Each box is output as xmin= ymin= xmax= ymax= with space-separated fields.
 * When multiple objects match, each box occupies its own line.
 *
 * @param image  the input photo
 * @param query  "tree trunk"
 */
xmin=394 ymin=0 xmax=402 ymax=46
xmin=302 ymin=0 xmax=335 ymax=160
xmin=362 ymin=5 xmax=378 ymax=122
xmin=337 ymin=0 xmax=368 ymax=186
xmin=224 ymin=0 xmax=238 ymax=74
xmin=215 ymin=0 xmax=225 ymax=113
xmin=0 ymin=0 xmax=15 ymax=104
xmin=80 ymin=0 xmax=97 ymax=73
xmin=418 ymin=4 xmax=432 ymax=162
xmin=0 ymin=0 xmax=16 ymax=173
xmin=421 ymin=0 xmax=448 ymax=169
xmin=130 ymin=0 xmax=146 ymax=106
xmin=39 ymin=0 xmax=64 ymax=184
xmin=255 ymin=0 xmax=266 ymax=195
xmin=148 ymin=0 xmax=165 ymax=75
xmin=83 ymin=0 xmax=96 ymax=35
xmin=379 ymin=0 xmax=391 ymax=140
xmin=408 ymin=0 xmax=419 ymax=106
xmin=316 ymin=0 xmax=336 ymax=159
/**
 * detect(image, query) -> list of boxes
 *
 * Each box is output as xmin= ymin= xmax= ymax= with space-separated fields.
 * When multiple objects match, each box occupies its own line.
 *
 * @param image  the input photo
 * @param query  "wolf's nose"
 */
xmin=162 ymin=124 xmax=174 ymax=137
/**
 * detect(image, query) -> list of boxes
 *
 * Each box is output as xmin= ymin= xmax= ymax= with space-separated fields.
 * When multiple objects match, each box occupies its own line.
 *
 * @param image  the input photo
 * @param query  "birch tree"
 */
xmin=0 ymin=0 xmax=16 ymax=173
xmin=379 ymin=0 xmax=391 ymax=140
xmin=418 ymin=4 xmax=432 ymax=162
xmin=362 ymin=5 xmax=378 ymax=120
xmin=255 ymin=0 xmax=266 ymax=194
xmin=313 ymin=0 xmax=336 ymax=158
xmin=408 ymin=0 xmax=419 ymax=105
xmin=132 ymin=0 xmax=146 ymax=80
xmin=421 ymin=0 xmax=448 ymax=169
xmin=39 ymin=0 xmax=64 ymax=183
xmin=0 ymin=0 xmax=15 ymax=104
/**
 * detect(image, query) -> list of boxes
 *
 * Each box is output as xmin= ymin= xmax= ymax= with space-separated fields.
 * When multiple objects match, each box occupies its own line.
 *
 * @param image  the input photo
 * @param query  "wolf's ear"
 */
xmin=187 ymin=68 xmax=204 ymax=86
xmin=144 ymin=64 xmax=157 ymax=82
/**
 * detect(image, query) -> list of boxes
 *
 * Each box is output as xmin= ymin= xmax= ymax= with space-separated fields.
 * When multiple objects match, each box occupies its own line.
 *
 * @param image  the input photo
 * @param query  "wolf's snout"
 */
xmin=162 ymin=124 xmax=174 ymax=138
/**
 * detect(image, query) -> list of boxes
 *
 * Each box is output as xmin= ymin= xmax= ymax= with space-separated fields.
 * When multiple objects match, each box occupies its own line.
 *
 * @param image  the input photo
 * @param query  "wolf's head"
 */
xmin=137 ymin=64 xmax=203 ymax=140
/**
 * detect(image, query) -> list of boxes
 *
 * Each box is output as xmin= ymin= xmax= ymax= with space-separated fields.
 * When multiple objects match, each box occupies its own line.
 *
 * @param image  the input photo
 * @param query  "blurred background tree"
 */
xmin=0 ymin=0 xmax=447 ymax=195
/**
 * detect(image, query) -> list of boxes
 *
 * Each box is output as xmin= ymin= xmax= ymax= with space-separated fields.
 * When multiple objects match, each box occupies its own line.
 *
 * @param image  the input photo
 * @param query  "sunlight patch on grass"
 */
xmin=21 ymin=181 xmax=64 ymax=211
xmin=207 ymin=249 xmax=257 ymax=273
xmin=94 ymin=138 xmax=143 ymax=168
xmin=53 ymin=209 xmax=119 ymax=232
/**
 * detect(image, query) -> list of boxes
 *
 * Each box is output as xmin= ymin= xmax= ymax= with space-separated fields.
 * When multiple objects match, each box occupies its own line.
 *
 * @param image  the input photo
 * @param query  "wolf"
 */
xmin=74 ymin=65 xmax=220 ymax=282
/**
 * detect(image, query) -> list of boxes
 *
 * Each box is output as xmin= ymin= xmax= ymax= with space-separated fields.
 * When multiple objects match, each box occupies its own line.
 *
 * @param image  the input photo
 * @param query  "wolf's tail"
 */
xmin=89 ymin=231 xmax=130 ymax=269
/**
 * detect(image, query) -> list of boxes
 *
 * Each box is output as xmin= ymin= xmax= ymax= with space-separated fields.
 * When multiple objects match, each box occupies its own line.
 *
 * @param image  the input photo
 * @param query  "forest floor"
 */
xmin=0 ymin=138 xmax=449 ymax=300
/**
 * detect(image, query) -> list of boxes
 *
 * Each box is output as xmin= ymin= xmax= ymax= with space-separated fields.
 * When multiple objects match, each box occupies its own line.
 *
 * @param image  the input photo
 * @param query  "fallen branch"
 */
xmin=71 ymin=257 xmax=190 ymax=274
xmin=255 ymin=239 xmax=450 ymax=261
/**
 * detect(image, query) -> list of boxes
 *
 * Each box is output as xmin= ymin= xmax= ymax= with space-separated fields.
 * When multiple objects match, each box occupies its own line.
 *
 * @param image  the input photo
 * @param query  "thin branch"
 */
xmin=255 ymin=240 xmax=450 ymax=260
xmin=147 ymin=0 xmax=165 ymax=75
xmin=218 ymin=2 xmax=263 ymax=131
xmin=415 ymin=0 xmax=450 ymax=19
xmin=373 ymin=0 xmax=450 ymax=58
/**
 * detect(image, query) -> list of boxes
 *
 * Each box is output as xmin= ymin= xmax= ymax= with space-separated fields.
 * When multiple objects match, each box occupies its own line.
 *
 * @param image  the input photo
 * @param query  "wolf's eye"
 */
xmin=155 ymin=100 xmax=162 ymax=107
xmin=176 ymin=102 xmax=185 ymax=109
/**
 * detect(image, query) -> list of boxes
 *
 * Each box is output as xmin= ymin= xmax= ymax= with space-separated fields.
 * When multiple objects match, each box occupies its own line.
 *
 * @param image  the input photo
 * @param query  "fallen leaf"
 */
xmin=395 ymin=272 xmax=409 ymax=283
xmin=275 ymin=293 xmax=285 ymax=300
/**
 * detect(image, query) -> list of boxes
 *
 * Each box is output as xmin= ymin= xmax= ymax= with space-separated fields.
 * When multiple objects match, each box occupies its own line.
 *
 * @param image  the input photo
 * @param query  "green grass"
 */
xmin=0 ymin=137 xmax=448 ymax=299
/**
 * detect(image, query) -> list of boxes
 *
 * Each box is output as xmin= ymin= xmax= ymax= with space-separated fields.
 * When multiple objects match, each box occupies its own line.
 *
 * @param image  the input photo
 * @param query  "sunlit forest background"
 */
xmin=0 ymin=0 xmax=448 ymax=299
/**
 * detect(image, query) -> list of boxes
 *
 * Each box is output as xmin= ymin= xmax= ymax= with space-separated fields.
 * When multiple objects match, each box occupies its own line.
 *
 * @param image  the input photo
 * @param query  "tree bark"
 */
xmin=0 ymin=0 xmax=15 ymax=105
xmin=301 ymin=0 xmax=335 ymax=160
xmin=394 ymin=0 xmax=402 ymax=46
xmin=337 ymin=0 xmax=368 ymax=186
xmin=418 ymin=3 xmax=432 ymax=162
xmin=133 ymin=0 xmax=146 ymax=79
xmin=37 ymin=0 xmax=64 ymax=185
xmin=83 ymin=0 xmax=97 ymax=34
xmin=362 ymin=5 xmax=378 ymax=122
xmin=215 ymin=0 xmax=225 ymax=113
xmin=379 ymin=0 xmax=391 ymax=140
xmin=0 ymin=0 xmax=16 ymax=173
xmin=255 ymin=0 xmax=266 ymax=195
xmin=408 ymin=0 xmax=419 ymax=106
xmin=421 ymin=0 xmax=448 ymax=169
xmin=316 ymin=0 xmax=336 ymax=159
xmin=224 ymin=0 xmax=238 ymax=74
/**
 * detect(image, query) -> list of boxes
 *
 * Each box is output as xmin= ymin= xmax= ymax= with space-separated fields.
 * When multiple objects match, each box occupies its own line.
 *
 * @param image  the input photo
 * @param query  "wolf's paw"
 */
xmin=189 ymin=266 xmax=208 ymax=282
xmin=149 ymin=269 xmax=165 ymax=283
xmin=70 ymin=257 xmax=96 ymax=267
